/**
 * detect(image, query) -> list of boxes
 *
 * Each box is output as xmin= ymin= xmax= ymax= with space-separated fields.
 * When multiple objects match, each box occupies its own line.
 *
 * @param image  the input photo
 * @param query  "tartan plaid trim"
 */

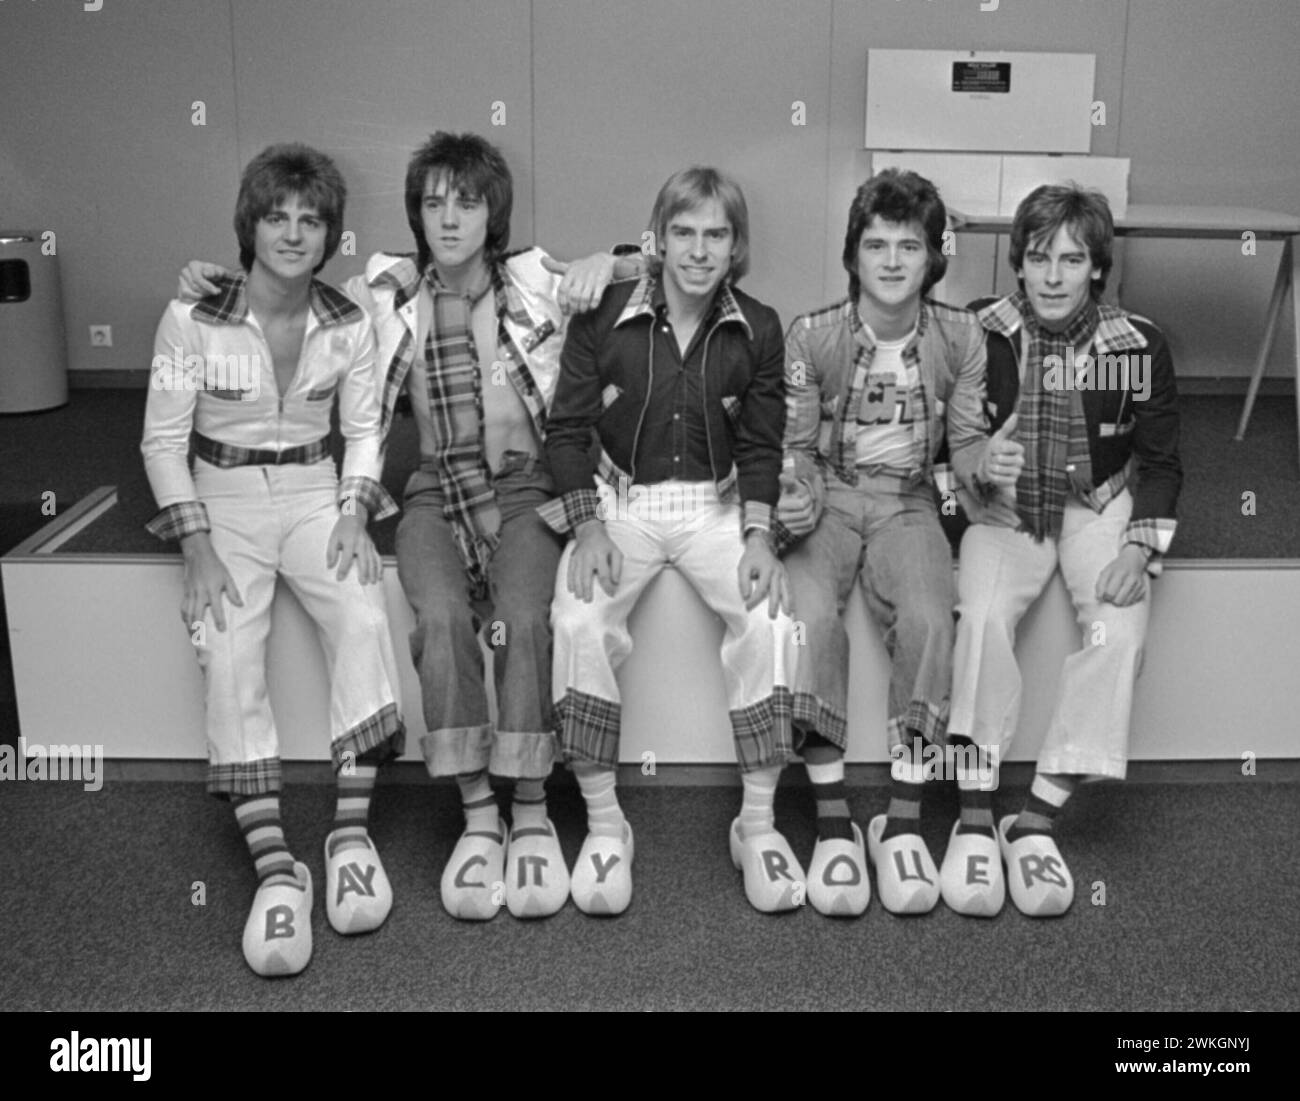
xmin=338 ymin=475 xmax=398 ymax=522
xmin=742 ymin=500 xmax=772 ymax=533
xmin=192 ymin=273 xmax=363 ymax=327
xmin=729 ymin=686 xmax=796 ymax=772
xmin=554 ymin=689 xmax=623 ymax=768
xmin=1125 ymin=516 xmax=1177 ymax=557
xmin=538 ymin=487 xmax=602 ymax=535
xmin=791 ymin=690 xmax=847 ymax=750
xmin=978 ymin=295 xmax=1148 ymax=355
xmin=613 ymin=274 xmax=753 ymax=339
xmin=145 ymin=500 xmax=210 ymax=542
xmin=333 ymin=703 xmax=405 ymax=771
xmin=193 ymin=432 xmax=330 ymax=468
xmin=832 ymin=298 xmax=936 ymax=485
xmin=886 ymin=700 xmax=949 ymax=748
xmin=207 ymin=756 xmax=282 ymax=798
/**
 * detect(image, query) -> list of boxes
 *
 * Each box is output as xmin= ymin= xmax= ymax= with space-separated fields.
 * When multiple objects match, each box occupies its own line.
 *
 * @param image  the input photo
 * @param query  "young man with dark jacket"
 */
xmin=946 ymin=183 xmax=1182 ymax=918
xmin=543 ymin=166 xmax=801 ymax=917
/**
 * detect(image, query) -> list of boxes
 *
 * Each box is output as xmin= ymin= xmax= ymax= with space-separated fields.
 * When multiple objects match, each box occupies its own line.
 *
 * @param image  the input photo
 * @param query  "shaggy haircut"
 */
xmin=646 ymin=166 xmax=750 ymax=283
xmin=842 ymin=168 xmax=948 ymax=299
xmin=1009 ymin=182 xmax=1114 ymax=298
xmin=234 ymin=143 xmax=347 ymax=274
xmin=405 ymin=132 xmax=513 ymax=273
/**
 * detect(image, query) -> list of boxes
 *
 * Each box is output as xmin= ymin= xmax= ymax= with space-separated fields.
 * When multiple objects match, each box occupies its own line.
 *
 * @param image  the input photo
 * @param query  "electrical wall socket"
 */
xmin=89 ymin=325 xmax=112 ymax=347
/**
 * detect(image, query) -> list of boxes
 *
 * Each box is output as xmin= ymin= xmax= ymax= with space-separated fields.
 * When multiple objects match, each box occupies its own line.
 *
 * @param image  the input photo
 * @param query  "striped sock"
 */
xmin=803 ymin=738 xmax=852 ymax=841
xmin=881 ymin=735 xmax=925 ymax=841
xmin=233 ymin=794 xmax=297 ymax=887
xmin=456 ymin=770 xmax=499 ymax=834
xmin=574 ymin=763 xmax=625 ymax=839
xmin=738 ymin=765 xmax=781 ymax=840
xmin=329 ymin=762 xmax=378 ymax=857
xmin=1007 ymin=773 xmax=1079 ymax=842
xmin=512 ymin=777 xmax=549 ymax=830
xmin=952 ymin=737 xmax=996 ymax=839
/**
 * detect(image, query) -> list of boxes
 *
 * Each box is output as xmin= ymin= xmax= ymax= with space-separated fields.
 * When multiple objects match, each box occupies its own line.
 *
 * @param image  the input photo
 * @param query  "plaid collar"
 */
xmin=847 ymin=296 xmax=930 ymax=349
xmin=613 ymin=274 xmax=753 ymax=339
xmin=369 ymin=247 xmax=542 ymax=318
xmin=367 ymin=252 xmax=424 ymax=310
xmin=192 ymin=271 xmax=363 ymax=327
xmin=978 ymin=294 xmax=1148 ymax=354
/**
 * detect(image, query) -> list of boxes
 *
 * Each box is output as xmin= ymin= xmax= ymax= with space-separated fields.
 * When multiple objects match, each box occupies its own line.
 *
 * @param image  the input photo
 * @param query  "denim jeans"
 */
xmin=395 ymin=450 xmax=563 ymax=779
xmin=783 ymin=469 xmax=955 ymax=751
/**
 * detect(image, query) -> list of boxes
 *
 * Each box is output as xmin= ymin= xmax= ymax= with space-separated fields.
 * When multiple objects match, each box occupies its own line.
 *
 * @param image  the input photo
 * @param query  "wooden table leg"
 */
xmin=1235 ymin=236 xmax=1291 ymax=441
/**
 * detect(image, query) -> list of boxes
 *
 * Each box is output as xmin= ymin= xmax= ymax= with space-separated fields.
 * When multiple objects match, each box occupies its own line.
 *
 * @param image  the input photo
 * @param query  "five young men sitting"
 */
xmin=159 ymin=138 xmax=1180 ymax=969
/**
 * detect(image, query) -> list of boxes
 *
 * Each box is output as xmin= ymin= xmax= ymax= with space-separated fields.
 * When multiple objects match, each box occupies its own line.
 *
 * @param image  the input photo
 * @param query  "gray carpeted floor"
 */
xmin=0 ymin=776 xmax=1295 ymax=1012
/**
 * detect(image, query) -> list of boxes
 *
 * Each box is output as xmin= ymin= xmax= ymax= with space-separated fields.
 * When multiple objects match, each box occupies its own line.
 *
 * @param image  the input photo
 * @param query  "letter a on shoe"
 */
xmin=866 ymin=814 xmax=939 ymax=914
xmin=243 ymin=862 xmax=313 ymax=977
xmin=807 ymin=822 xmax=870 ymax=917
xmin=729 ymin=817 xmax=807 ymax=913
xmin=998 ymin=815 xmax=1074 ymax=917
xmin=441 ymin=817 xmax=507 ymax=921
xmin=325 ymin=830 xmax=394 ymax=934
xmin=939 ymin=820 xmax=1005 ymax=917
xmin=505 ymin=819 xmax=571 ymax=918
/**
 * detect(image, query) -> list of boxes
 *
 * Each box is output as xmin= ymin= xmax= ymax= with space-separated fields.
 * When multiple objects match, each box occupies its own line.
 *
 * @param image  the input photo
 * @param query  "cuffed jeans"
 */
xmin=783 ymin=469 xmax=955 ymax=751
xmin=193 ymin=457 xmax=404 ymax=797
xmin=551 ymin=480 xmax=798 ymax=772
xmin=949 ymin=488 xmax=1148 ymax=780
xmin=395 ymin=450 xmax=562 ymax=780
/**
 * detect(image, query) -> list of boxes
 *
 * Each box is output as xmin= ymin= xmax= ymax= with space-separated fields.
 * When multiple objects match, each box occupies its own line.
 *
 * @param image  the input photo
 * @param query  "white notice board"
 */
xmin=866 ymin=49 xmax=1096 ymax=154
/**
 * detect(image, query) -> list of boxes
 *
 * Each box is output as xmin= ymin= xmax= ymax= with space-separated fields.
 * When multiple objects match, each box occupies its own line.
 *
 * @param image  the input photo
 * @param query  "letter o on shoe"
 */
xmin=571 ymin=823 xmax=634 ymax=916
xmin=243 ymin=862 xmax=313 ymax=977
xmin=807 ymin=822 xmax=871 ymax=917
xmin=866 ymin=814 xmax=940 ymax=915
xmin=998 ymin=815 xmax=1074 ymax=917
xmin=325 ymin=831 xmax=394 ymax=934
xmin=939 ymin=820 xmax=1005 ymax=918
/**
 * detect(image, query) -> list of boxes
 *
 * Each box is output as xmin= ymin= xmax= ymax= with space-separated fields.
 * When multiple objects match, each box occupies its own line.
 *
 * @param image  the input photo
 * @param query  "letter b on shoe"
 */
xmin=264 ymin=904 xmax=296 ymax=941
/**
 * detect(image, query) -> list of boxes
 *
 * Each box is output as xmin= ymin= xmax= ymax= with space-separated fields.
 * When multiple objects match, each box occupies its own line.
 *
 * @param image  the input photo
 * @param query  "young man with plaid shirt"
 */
xmin=180 ymin=132 xmax=634 ymax=923
xmin=543 ymin=166 xmax=801 ymax=917
xmin=947 ymin=183 xmax=1182 ymax=918
xmin=146 ymin=144 xmax=405 ymax=977
xmin=775 ymin=168 xmax=1006 ymax=917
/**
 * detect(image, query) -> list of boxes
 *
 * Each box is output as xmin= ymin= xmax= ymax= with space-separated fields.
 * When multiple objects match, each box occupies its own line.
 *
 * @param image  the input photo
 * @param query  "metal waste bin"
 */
xmin=0 ymin=231 xmax=69 ymax=413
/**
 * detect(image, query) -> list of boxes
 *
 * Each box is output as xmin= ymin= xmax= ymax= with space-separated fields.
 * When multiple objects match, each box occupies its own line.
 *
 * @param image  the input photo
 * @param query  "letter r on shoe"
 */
xmin=762 ymin=849 xmax=794 ymax=882
xmin=1019 ymin=854 xmax=1067 ymax=889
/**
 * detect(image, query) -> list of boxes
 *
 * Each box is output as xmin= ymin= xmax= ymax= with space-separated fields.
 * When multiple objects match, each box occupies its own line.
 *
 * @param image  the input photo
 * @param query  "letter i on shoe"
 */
xmin=441 ymin=769 xmax=507 ymax=921
xmin=867 ymin=736 xmax=939 ymax=914
xmin=325 ymin=761 xmax=394 ymax=934
xmin=235 ymin=795 xmax=313 ymax=977
xmin=730 ymin=765 xmax=807 ymax=913
xmin=504 ymin=777 xmax=571 ymax=918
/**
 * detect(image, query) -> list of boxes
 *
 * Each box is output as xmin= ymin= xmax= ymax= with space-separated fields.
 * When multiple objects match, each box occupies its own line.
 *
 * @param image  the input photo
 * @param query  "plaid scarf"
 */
xmin=1011 ymin=291 xmax=1097 ymax=539
xmin=424 ymin=268 xmax=501 ymax=598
